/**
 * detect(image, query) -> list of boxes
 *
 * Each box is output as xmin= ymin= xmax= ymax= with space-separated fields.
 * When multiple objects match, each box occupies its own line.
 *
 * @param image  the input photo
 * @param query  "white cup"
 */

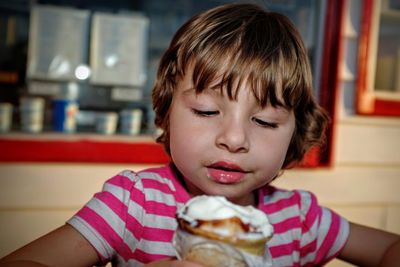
xmin=120 ymin=109 xmax=142 ymax=135
xmin=0 ymin=103 xmax=13 ymax=133
xmin=19 ymin=97 xmax=45 ymax=133
xmin=96 ymin=112 xmax=118 ymax=135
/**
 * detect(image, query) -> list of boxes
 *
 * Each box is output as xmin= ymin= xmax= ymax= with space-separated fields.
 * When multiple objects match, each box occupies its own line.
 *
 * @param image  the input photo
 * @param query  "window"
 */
xmin=356 ymin=0 xmax=400 ymax=116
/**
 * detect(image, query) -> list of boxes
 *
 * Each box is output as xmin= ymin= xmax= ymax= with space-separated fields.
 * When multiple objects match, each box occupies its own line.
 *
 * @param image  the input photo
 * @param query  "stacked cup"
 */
xmin=95 ymin=112 xmax=118 ymax=135
xmin=120 ymin=109 xmax=143 ymax=135
xmin=0 ymin=103 xmax=13 ymax=133
xmin=19 ymin=97 xmax=45 ymax=133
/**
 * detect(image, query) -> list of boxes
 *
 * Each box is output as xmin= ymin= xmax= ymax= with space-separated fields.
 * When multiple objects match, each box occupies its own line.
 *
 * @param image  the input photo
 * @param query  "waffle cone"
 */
xmin=177 ymin=217 xmax=270 ymax=256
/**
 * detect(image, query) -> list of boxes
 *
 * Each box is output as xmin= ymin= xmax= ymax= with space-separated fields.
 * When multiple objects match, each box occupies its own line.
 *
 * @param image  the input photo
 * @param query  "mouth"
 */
xmin=208 ymin=162 xmax=245 ymax=172
xmin=207 ymin=161 xmax=248 ymax=184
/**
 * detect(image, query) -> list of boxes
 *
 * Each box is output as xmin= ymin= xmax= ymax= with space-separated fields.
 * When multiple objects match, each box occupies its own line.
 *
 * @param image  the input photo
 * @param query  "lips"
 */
xmin=207 ymin=161 xmax=248 ymax=184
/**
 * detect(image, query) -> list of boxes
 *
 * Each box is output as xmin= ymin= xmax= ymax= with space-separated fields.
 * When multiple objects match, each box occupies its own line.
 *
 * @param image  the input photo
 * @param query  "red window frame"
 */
xmin=356 ymin=0 xmax=400 ymax=116
xmin=310 ymin=0 xmax=345 ymax=167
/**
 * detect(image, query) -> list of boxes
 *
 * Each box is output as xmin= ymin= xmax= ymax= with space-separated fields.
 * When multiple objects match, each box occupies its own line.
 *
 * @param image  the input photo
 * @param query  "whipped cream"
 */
xmin=177 ymin=195 xmax=273 ymax=239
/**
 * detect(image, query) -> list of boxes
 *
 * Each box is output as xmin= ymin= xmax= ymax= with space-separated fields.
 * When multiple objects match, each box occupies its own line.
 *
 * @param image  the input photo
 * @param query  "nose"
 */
xmin=215 ymin=118 xmax=250 ymax=153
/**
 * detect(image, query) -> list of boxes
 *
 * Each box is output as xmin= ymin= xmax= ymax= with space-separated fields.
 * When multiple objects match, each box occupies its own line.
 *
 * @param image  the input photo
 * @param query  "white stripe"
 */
xmin=87 ymin=197 xmax=126 ymax=240
xmin=272 ymin=250 xmax=300 ymax=266
xmin=126 ymin=258 xmax=144 ymax=267
xmin=138 ymin=171 xmax=176 ymax=192
xmin=317 ymin=208 xmax=332 ymax=250
xmin=119 ymin=169 xmax=141 ymax=182
xmin=300 ymin=214 xmax=319 ymax=247
xmin=114 ymin=253 xmax=142 ymax=267
xmin=326 ymin=217 xmax=350 ymax=259
xmin=88 ymin=197 xmax=148 ymax=256
xmin=103 ymin=182 xmax=131 ymax=201
xmin=263 ymin=189 xmax=294 ymax=204
xmin=300 ymin=250 xmax=316 ymax=265
xmin=267 ymin=205 xmax=300 ymax=224
xmin=143 ymin=188 xmax=177 ymax=206
xmin=298 ymin=190 xmax=313 ymax=219
xmin=127 ymin=197 xmax=145 ymax=222
xmin=137 ymin=239 xmax=176 ymax=256
xmin=268 ymin=228 xmax=301 ymax=247
xmin=144 ymin=213 xmax=177 ymax=230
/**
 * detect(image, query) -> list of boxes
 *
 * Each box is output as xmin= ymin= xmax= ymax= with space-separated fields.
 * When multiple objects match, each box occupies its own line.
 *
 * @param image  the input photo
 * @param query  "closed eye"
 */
xmin=252 ymin=117 xmax=278 ymax=128
xmin=191 ymin=109 xmax=219 ymax=117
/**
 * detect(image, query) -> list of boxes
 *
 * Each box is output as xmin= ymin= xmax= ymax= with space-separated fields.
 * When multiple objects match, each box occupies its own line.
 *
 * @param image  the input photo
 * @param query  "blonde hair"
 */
xmin=152 ymin=3 xmax=328 ymax=168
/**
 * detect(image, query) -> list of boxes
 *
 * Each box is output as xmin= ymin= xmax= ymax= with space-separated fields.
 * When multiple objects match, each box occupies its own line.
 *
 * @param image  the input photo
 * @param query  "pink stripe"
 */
xmin=272 ymin=216 xmax=301 ymax=234
xmin=302 ymin=194 xmax=320 ymax=233
xmin=95 ymin=191 xmax=127 ymax=220
xmin=262 ymin=193 xmax=299 ymax=214
xmin=141 ymin=178 xmax=174 ymax=194
xmin=124 ymin=213 xmax=143 ymax=240
xmin=78 ymin=207 xmax=173 ymax=264
xmin=130 ymin=186 xmax=146 ymax=205
xmin=259 ymin=185 xmax=277 ymax=198
xmin=300 ymin=239 xmax=317 ymax=257
xmin=269 ymin=239 xmax=300 ymax=257
xmin=142 ymin=227 xmax=175 ymax=242
xmin=131 ymin=248 xmax=171 ymax=264
xmin=316 ymin=212 xmax=341 ymax=264
xmin=143 ymin=201 xmax=177 ymax=217
xmin=156 ymin=164 xmax=191 ymax=203
xmin=77 ymin=206 xmax=132 ymax=261
xmin=107 ymin=174 xmax=135 ymax=191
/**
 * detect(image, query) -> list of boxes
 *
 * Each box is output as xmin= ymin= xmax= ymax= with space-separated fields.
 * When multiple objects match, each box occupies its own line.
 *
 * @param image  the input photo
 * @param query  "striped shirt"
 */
xmin=67 ymin=164 xmax=349 ymax=266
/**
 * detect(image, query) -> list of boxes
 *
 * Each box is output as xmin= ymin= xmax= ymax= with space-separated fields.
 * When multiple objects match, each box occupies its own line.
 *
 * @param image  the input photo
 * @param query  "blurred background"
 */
xmin=0 ymin=0 xmax=399 ymax=266
xmin=0 ymin=0 xmax=325 ymax=135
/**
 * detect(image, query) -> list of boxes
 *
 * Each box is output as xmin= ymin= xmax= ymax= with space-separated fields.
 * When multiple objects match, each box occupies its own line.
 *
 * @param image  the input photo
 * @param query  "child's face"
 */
xmin=168 ymin=67 xmax=295 ymax=206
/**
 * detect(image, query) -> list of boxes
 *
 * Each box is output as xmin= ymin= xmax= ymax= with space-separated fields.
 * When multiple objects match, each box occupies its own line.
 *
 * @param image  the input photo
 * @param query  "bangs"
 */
xmin=173 ymin=10 xmax=311 ymax=110
xmin=190 ymin=50 xmax=286 ymax=109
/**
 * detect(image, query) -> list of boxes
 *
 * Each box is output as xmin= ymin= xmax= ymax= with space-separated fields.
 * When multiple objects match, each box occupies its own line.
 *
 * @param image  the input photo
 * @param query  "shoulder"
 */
xmin=103 ymin=165 xmax=184 ymax=206
xmin=258 ymin=186 xmax=329 ymax=230
xmin=260 ymin=186 xmax=349 ymax=265
xmin=259 ymin=186 xmax=315 ymax=211
xmin=105 ymin=165 xmax=179 ymax=195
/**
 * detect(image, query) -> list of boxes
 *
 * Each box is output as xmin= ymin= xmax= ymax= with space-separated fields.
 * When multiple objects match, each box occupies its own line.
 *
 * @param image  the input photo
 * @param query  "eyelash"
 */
xmin=192 ymin=109 xmax=278 ymax=129
xmin=191 ymin=109 xmax=219 ymax=117
xmin=252 ymin=118 xmax=278 ymax=129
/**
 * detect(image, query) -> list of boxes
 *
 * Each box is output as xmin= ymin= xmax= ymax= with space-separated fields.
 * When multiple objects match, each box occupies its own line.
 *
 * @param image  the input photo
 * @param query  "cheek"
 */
xmin=169 ymin=118 xmax=205 ymax=179
xmin=169 ymin=107 xmax=198 ymax=158
xmin=256 ymin=126 xmax=295 ymax=166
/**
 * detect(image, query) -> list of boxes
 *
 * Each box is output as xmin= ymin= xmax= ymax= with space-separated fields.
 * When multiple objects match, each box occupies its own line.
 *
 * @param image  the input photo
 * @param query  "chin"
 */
xmin=203 ymin=189 xmax=254 ymax=206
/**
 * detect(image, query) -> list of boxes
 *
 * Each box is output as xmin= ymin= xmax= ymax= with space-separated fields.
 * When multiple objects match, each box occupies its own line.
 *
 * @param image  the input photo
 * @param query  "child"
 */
xmin=1 ymin=3 xmax=399 ymax=267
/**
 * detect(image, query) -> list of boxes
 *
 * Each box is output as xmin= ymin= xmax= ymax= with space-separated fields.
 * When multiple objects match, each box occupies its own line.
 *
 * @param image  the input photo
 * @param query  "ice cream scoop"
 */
xmin=174 ymin=195 xmax=273 ymax=267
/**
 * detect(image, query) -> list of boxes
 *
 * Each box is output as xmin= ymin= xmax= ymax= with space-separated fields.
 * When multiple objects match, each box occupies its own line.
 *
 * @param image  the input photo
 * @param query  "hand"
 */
xmin=144 ymin=258 xmax=205 ymax=267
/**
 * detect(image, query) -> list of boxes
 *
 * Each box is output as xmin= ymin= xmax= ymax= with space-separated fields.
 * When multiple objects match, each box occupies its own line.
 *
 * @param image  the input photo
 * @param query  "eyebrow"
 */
xmin=182 ymin=86 xmax=221 ymax=97
xmin=274 ymin=107 xmax=291 ymax=116
xmin=182 ymin=87 xmax=196 ymax=95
